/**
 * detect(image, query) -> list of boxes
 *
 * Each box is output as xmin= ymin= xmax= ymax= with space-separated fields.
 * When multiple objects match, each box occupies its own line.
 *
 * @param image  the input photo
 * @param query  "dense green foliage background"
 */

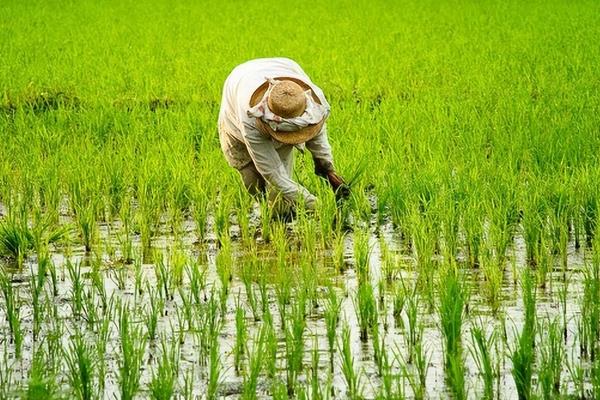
xmin=1 ymin=0 xmax=599 ymax=240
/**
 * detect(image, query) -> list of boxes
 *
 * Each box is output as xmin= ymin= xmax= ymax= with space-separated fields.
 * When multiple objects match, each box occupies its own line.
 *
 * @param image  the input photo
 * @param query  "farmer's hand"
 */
xmin=326 ymin=171 xmax=351 ymax=201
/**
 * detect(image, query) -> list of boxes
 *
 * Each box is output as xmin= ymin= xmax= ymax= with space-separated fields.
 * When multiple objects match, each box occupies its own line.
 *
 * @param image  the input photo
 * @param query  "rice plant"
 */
xmin=117 ymin=301 xmax=147 ymax=400
xmin=64 ymin=330 xmax=96 ymax=400
xmin=149 ymin=336 xmax=180 ymax=400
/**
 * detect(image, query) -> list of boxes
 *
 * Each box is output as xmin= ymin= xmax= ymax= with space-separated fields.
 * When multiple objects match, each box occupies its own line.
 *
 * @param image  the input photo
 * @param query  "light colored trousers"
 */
xmin=219 ymin=121 xmax=295 ymax=213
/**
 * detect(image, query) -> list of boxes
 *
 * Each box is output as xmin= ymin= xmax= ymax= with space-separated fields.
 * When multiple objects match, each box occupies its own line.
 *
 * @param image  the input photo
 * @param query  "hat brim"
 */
xmin=249 ymin=77 xmax=326 ymax=145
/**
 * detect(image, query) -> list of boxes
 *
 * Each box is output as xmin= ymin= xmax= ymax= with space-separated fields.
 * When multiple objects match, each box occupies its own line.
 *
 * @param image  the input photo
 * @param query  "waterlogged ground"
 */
xmin=0 ymin=201 xmax=592 ymax=399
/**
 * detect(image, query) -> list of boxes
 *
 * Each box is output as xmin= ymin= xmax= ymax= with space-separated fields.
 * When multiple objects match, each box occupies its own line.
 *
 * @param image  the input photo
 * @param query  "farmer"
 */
xmin=218 ymin=57 xmax=349 ymax=213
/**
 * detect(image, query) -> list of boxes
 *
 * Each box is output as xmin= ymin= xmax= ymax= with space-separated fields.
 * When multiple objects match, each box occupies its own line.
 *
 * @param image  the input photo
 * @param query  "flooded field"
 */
xmin=0 ymin=201 xmax=596 ymax=399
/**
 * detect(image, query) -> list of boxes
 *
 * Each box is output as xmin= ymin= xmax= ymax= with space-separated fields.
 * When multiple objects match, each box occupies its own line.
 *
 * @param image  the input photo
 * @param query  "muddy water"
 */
xmin=0 ymin=207 xmax=591 ymax=399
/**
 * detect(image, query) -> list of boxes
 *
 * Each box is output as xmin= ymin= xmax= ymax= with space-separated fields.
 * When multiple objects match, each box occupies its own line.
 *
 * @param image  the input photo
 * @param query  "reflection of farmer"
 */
xmin=218 ymin=58 xmax=349 ymax=212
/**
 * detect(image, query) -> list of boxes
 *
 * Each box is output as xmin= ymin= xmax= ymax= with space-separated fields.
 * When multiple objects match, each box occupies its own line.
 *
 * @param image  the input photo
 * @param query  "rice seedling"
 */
xmin=117 ymin=301 xmax=147 ymax=400
xmin=186 ymin=260 xmax=207 ymax=305
xmin=0 ymin=347 xmax=13 ymax=399
xmin=26 ymin=345 xmax=59 ymax=400
xmin=324 ymin=285 xmax=341 ymax=371
xmin=216 ymin=233 xmax=233 ymax=296
xmin=0 ymin=211 xmax=34 ymax=267
xmin=242 ymin=326 xmax=266 ymax=400
xmin=0 ymin=270 xmax=23 ymax=358
xmin=438 ymin=266 xmax=467 ymax=399
xmin=509 ymin=269 xmax=536 ymax=400
xmin=154 ymin=252 xmax=173 ymax=301
xmin=538 ymin=317 xmax=564 ymax=399
xmin=144 ymin=284 xmax=163 ymax=341
xmin=64 ymin=329 xmax=96 ymax=400
xmin=207 ymin=333 xmax=224 ymax=400
xmin=354 ymin=280 xmax=377 ymax=342
xmin=392 ymin=281 xmax=405 ymax=329
xmin=469 ymin=322 xmax=497 ymax=400
xmin=338 ymin=324 xmax=363 ymax=400
xmin=285 ymin=291 xmax=307 ymax=396
xmin=66 ymin=259 xmax=85 ymax=319
xmin=149 ymin=336 xmax=180 ymax=400
xmin=353 ymin=228 xmax=371 ymax=284
xmin=234 ymin=300 xmax=248 ymax=375
xmin=29 ymin=261 xmax=46 ymax=341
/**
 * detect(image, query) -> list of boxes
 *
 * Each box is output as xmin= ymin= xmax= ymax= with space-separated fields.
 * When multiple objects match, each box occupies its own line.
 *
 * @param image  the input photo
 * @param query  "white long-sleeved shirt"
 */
xmin=218 ymin=58 xmax=335 ymax=206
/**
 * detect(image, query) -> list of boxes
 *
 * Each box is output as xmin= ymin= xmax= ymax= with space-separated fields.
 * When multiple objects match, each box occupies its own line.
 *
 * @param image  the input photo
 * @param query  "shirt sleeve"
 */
xmin=242 ymin=125 xmax=317 ymax=208
xmin=305 ymin=124 xmax=335 ymax=175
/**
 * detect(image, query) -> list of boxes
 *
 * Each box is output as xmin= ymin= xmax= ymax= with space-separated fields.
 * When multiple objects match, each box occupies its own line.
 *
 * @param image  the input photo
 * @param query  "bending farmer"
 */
xmin=218 ymin=57 xmax=348 ymax=212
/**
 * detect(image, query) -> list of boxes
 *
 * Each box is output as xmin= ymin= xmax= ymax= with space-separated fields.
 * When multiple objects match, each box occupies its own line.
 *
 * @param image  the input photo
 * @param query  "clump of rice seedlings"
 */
xmin=179 ymin=286 xmax=196 ymax=332
xmin=149 ymin=336 xmax=180 ymax=400
xmin=26 ymin=345 xmax=58 ymax=400
xmin=275 ymin=265 xmax=292 ymax=331
xmin=207 ymin=333 xmax=223 ymax=400
xmin=480 ymin=249 xmax=503 ymax=315
xmin=263 ymin=310 xmax=278 ymax=379
xmin=354 ymin=280 xmax=377 ymax=342
xmin=324 ymin=286 xmax=341 ymax=371
xmin=579 ymin=259 xmax=600 ymax=360
xmin=72 ymin=192 xmax=99 ymax=252
xmin=397 ymin=338 xmax=429 ymax=400
xmin=338 ymin=324 xmax=363 ymax=399
xmin=469 ymin=322 xmax=497 ymax=400
xmin=192 ymin=187 xmax=209 ymax=242
xmin=133 ymin=255 xmax=144 ymax=298
xmin=216 ymin=233 xmax=233 ymax=297
xmin=186 ymin=260 xmax=207 ymax=305
xmin=29 ymin=257 xmax=47 ymax=340
xmin=0 ymin=211 xmax=34 ymax=267
xmin=509 ymin=269 xmax=536 ymax=400
xmin=242 ymin=326 xmax=266 ymax=400
xmin=285 ymin=291 xmax=307 ymax=396
xmin=353 ymin=228 xmax=371 ymax=283
xmin=240 ymin=261 xmax=261 ymax=321
xmin=117 ymin=301 xmax=147 ymax=400
xmin=154 ymin=252 xmax=173 ymax=301
xmin=258 ymin=195 xmax=273 ymax=242
xmin=66 ymin=259 xmax=85 ymax=319
xmin=538 ymin=317 xmax=564 ymax=399
xmin=380 ymin=238 xmax=399 ymax=285
xmin=82 ymin=285 xmax=99 ymax=331
xmin=215 ymin=193 xmax=232 ymax=244
xmin=196 ymin=289 xmax=223 ymax=367
xmin=234 ymin=301 xmax=248 ymax=375
xmin=144 ymin=285 xmax=163 ymax=341
xmin=181 ymin=367 xmax=194 ymax=400
xmin=438 ymin=266 xmax=467 ymax=399
xmin=521 ymin=193 xmax=544 ymax=266
xmin=0 ymin=271 xmax=23 ymax=358
xmin=392 ymin=281 xmax=405 ymax=329
xmin=306 ymin=335 xmax=322 ymax=400
xmin=64 ymin=329 xmax=96 ymax=400
xmin=463 ymin=205 xmax=484 ymax=267
xmin=0 ymin=348 xmax=13 ymax=399
xmin=96 ymin=299 xmax=112 ymax=396
xmin=404 ymin=286 xmax=421 ymax=364
xmin=566 ymin=343 xmax=586 ymax=399
xmin=332 ymin=231 xmax=347 ymax=273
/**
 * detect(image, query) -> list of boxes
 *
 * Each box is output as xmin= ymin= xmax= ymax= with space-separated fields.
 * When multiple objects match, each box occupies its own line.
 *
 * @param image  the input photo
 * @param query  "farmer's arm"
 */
xmin=243 ymin=126 xmax=317 ymax=209
xmin=305 ymin=125 xmax=350 ymax=197
xmin=305 ymin=125 xmax=335 ymax=177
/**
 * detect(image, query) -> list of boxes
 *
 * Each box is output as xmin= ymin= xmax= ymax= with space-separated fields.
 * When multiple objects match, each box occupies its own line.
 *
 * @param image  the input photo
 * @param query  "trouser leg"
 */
xmin=238 ymin=163 xmax=266 ymax=196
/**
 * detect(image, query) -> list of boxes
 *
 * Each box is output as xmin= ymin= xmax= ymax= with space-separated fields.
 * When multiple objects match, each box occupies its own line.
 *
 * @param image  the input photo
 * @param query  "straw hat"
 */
xmin=249 ymin=77 xmax=326 ymax=145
